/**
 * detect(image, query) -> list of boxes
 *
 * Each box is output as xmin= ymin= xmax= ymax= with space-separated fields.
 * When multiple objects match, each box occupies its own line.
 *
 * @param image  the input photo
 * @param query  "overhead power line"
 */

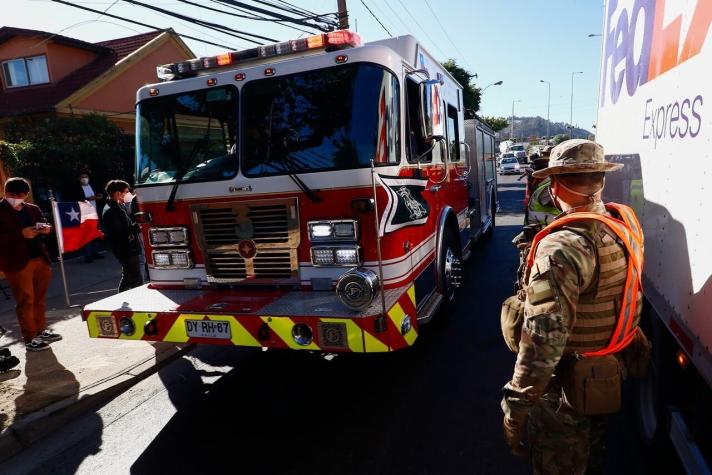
xmin=121 ymin=0 xmax=275 ymax=44
xmin=205 ymin=0 xmax=318 ymax=35
xmin=394 ymin=0 xmax=449 ymax=59
xmin=423 ymin=0 xmax=472 ymax=70
xmin=382 ymin=0 xmax=411 ymax=35
xmin=214 ymin=0 xmax=335 ymax=32
xmin=249 ymin=0 xmax=338 ymax=23
xmin=360 ymin=0 xmax=392 ymax=36
xmin=50 ymin=0 xmax=238 ymax=50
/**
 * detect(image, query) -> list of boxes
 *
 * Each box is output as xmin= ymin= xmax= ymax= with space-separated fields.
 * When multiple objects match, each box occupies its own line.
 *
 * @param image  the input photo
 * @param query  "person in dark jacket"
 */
xmin=68 ymin=169 xmax=104 ymax=262
xmin=102 ymin=180 xmax=143 ymax=292
xmin=0 ymin=177 xmax=62 ymax=351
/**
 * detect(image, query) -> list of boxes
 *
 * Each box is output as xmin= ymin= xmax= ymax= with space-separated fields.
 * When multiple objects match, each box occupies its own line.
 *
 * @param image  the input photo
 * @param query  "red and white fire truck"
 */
xmin=83 ymin=30 xmax=498 ymax=353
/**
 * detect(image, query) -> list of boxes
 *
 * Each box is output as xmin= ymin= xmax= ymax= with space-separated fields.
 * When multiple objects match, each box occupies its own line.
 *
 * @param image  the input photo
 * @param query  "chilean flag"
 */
xmin=51 ymin=201 xmax=104 ymax=253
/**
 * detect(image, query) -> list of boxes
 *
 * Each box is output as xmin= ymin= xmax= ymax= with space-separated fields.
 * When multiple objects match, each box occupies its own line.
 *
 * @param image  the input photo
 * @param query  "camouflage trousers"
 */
xmin=528 ymin=392 xmax=608 ymax=475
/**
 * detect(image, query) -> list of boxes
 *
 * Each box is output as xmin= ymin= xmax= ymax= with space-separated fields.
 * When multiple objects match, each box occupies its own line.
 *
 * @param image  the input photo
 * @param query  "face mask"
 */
xmin=5 ymin=197 xmax=24 ymax=208
xmin=122 ymin=192 xmax=134 ymax=204
xmin=80 ymin=178 xmax=89 ymax=185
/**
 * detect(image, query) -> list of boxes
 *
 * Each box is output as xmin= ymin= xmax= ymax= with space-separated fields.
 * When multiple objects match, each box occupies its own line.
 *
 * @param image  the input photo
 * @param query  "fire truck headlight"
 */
xmin=308 ymin=222 xmax=334 ymax=239
xmin=333 ymin=221 xmax=356 ymax=238
xmin=150 ymin=227 xmax=188 ymax=246
xmin=152 ymin=250 xmax=193 ymax=269
xmin=335 ymin=248 xmax=359 ymax=265
xmin=308 ymin=220 xmax=358 ymax=241
xmin=336 ymin=268 xmax=379 ymax=311
xmin=311 ymin=246 xmax=361 ymax=267
xmin=153 ymin=252 xmax=171 ymax=266
xmin=311 ymin=247 xmax=336 ymax=266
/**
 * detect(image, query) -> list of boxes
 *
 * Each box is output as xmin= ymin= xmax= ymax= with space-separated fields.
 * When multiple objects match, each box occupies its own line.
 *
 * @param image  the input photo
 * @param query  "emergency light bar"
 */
xmin=157 ymin=30 xmax=362 ymax=81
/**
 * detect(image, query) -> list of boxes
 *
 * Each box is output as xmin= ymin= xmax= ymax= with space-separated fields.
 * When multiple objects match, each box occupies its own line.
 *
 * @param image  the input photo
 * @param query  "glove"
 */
xmin=502 ymin=415 xmax=528 ymax=457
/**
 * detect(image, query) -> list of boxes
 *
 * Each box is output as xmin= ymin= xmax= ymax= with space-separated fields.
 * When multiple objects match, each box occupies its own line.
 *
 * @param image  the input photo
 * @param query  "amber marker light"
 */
xmin=149 ymin=88 xmax=159 ymax=96
xmin=207 ymin=78 xmax=218 ymax=86
xmin=264 ymin=67 xmax=276 ymax=76
xmin=335 ymin=54 xmax=348 ymax=63
xmin=234 ymin=72 xmax=246 ymax=81
xmin=216 ymin=53 xmax=232 ymax=66
xmin=676 ymin=350 xmax=689 ymax=369
xmin=306 ymin=34 xmax=325 ymax=49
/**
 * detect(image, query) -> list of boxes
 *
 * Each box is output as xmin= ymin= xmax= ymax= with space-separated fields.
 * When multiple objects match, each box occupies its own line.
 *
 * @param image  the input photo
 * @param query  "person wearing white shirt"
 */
xmin=74 ymin=170 xmax=105 ymax=263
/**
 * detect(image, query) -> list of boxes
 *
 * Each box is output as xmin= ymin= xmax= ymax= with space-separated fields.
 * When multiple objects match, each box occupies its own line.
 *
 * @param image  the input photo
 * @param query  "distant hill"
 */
xmin=496 ymin=116 xmax=592 ymax=141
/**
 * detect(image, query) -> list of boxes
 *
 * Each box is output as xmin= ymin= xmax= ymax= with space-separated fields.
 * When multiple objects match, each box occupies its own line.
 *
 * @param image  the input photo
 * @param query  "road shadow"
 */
xmin=12 ymin=349 xmax=103 ymax=475
xmin=129 ymin=224 xmax=528 ymax=475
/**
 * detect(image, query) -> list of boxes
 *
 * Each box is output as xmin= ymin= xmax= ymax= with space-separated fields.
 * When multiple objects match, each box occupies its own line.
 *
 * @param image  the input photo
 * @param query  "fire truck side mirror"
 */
xmin=420 ymin=80 xmax=445 ymax=143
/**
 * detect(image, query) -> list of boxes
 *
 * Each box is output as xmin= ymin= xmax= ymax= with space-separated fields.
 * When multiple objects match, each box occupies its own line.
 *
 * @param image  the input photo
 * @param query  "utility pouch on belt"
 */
xmin=500 ymin=295 xmax=525 ymax=353
xmin=621 ymin=329 xmax=651 ymax=379
xmin=560 ymin=354 xmax=622 ymax=415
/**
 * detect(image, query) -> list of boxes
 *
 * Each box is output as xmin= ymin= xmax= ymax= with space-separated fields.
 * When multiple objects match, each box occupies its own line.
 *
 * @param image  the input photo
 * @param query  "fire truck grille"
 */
xmin=199 ymin=205 xmax=290 ymax=244
xmin=192 ymin=198 xmax=300 ymax=284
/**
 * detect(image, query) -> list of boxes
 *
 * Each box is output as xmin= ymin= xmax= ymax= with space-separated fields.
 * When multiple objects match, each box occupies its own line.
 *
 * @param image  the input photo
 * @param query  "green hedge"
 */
xmin=2 ymin=114 xmax=134 ymax=201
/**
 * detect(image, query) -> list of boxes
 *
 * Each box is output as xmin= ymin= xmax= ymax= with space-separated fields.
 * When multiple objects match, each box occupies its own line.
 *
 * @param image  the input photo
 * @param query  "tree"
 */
xmin=2 ymin=114 xmax=133 ymax=208
xmin=480 ymin=116 xmax=509 ymax=132
xmin=552 ymin=134 xmax=570 ymax=145
xmin=441 ymin=59 xmax=480 ymax=112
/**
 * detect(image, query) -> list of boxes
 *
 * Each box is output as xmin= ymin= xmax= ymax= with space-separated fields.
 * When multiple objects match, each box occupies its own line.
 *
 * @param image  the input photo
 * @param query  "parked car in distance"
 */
xmin=498 ymin=152 xmax=516 ymax=168
xmin=499 ymin=157 xmax=521 ymax=175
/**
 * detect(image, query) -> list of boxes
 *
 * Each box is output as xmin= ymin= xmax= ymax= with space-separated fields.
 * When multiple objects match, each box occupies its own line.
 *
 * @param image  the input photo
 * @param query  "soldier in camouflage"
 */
xmin=501 ymin=139 xmax=640 ymax=474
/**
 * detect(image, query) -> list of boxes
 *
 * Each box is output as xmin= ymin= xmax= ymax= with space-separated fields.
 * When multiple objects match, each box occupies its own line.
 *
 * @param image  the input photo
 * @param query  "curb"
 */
xmin=0 ymin=343 xmax=195 ymax=463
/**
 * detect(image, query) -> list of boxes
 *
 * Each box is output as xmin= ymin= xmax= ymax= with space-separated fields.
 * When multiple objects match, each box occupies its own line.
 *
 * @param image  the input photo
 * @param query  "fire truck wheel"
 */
xmin=439 ymin=228 xmax=462 ymax=306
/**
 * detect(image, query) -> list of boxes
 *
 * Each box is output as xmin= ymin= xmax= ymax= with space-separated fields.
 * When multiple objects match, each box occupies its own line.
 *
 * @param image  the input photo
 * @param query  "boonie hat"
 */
xmin=532 ymin=139 xmax=623 ymax=178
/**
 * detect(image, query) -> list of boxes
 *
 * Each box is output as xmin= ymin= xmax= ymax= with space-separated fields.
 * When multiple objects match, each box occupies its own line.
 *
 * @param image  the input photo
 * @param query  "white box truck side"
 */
xmin=596 ymin=1 xmax=712 ymax=472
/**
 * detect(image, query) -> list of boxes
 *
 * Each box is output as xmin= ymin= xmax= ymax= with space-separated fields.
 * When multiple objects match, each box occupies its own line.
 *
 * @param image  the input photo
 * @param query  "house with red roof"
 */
xmin=0 ymin=27 xmax=195 ymax=136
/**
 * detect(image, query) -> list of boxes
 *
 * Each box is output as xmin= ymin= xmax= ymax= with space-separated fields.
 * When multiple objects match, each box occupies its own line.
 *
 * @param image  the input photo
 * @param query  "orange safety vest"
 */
xmin=526 ymin=202 xmax=644 ymax=357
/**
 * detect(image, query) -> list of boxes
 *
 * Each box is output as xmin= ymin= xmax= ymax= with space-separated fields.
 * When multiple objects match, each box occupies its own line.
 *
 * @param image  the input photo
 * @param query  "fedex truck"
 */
xmin=597 ymin=1 xmax=712 ymax=472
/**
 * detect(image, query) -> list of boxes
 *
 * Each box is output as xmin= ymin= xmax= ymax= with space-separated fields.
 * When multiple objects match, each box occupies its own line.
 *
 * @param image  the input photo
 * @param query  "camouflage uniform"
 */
xmin=501 ymin=140 xmax=638 ymax=475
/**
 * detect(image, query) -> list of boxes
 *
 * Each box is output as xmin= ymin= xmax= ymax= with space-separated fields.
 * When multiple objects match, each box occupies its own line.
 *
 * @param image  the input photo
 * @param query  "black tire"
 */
xmin=438 ymin=226 xmax=462 ymax=310
xmin=636 ymin=310 xmax=668 ymax=446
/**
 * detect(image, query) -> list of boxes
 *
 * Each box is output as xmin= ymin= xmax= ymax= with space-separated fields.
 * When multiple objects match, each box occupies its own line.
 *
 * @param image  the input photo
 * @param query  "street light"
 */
xmin=540 ymin=80 xmax=551 ymax=143
xmin=511 ymin=99 xmax=521 ymax=140
xmin=482 ymin=80 xmax=503 ymax=93
xmin=570 ymin=71 xmax=583 ymax=138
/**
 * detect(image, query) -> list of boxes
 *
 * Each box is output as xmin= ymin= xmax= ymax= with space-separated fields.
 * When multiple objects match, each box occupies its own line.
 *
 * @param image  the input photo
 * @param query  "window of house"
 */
xmin=2 ymin=55 xmax=50 ymax=88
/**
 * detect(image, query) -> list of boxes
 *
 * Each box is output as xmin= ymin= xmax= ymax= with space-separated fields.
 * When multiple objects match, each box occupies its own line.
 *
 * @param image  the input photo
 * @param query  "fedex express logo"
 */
xmin=601 ymin=0 xmax=711 ymax=143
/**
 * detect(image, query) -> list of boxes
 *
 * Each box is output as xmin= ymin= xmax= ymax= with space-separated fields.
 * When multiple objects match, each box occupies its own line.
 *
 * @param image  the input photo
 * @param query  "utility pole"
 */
xmin=540 ymin=80 xmax=550 ymax=143
xmin=337 ymin=0 xmax=349 ymax=29
xmin=570 ymin=71 xmax=583 ymax=138
xmin=511 ymin=99 xmax=521 ymax=140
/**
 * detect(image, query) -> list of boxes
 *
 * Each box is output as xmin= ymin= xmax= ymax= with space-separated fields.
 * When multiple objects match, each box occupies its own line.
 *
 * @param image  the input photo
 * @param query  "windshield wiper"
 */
xmin=277 ymin=154 xmax=322 ymax=203
xmin=166 ymin=115 xmax=213 ymax=212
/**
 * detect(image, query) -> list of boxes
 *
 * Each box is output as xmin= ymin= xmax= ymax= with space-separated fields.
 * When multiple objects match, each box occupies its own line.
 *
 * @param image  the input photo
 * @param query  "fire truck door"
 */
xmin=444 ymin=104 xmax=469 ymax=228
xmin=466 ymin=127 xmax=488 ymax=233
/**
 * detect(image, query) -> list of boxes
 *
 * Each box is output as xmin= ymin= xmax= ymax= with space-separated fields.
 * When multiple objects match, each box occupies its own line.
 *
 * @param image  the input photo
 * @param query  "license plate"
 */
xmin=185 ymin=319 xmax=231 ymax=339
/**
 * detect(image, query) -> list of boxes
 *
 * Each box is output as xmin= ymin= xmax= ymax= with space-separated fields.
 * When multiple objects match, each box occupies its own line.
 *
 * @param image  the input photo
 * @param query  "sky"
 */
xmin=2 ymin=0 xmax=605 ymax=132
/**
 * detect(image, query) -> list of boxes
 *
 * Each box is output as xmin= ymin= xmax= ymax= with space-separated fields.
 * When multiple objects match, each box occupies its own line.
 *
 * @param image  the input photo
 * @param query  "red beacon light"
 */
xmin=156 ymin=30 xmax=361 ymax=81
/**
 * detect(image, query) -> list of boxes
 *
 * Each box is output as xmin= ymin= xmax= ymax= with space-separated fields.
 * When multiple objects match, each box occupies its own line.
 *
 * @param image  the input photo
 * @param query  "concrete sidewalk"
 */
xmin=0 ymin=253 xmax=190 ymax=462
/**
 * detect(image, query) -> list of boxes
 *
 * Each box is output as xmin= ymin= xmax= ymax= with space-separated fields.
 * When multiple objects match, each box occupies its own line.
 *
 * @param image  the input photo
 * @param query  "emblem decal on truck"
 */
xmin=377 ymin=174 xmax=430 ymax=235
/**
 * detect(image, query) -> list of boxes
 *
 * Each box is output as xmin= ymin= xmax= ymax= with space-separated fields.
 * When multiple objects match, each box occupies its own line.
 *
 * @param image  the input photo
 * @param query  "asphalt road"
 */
xmin=5 ymin=175 xmax=660 ymax=475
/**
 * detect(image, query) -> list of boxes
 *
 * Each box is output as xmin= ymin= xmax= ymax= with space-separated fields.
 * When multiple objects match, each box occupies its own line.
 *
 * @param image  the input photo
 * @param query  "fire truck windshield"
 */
xmin=242 ymin=63 xmax=399 ymax=176
xmin=136 ymin=85 xmax=238 ymax=185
